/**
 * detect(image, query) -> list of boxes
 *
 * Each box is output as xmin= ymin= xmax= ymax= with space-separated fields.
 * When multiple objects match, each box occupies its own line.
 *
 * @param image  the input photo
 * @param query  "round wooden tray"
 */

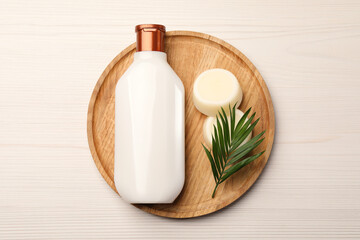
xmin=87 ymin=31 xmax=275 ymax=218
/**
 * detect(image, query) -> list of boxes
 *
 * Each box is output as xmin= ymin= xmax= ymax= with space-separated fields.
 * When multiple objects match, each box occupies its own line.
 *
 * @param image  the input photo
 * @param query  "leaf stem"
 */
xmin=212 ymin=164 xmax=226 ymax=198
xmin=212 ymin=183 xmax=219 ymax=198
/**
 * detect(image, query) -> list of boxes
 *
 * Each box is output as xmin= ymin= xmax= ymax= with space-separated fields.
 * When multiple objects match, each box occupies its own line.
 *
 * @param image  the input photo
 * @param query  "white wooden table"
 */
xmin=1 ymin=0 xmax=359 ymax=239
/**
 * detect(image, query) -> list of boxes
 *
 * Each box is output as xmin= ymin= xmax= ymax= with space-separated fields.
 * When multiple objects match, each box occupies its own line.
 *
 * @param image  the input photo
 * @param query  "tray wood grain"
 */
xmin=87 ymin=31 xmax=275 ymax=218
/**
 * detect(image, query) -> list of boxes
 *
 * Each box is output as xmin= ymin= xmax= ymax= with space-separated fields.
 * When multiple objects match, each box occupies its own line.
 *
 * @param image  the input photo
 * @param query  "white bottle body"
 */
xmin=114 ymin=51 xmax=185 ymax=203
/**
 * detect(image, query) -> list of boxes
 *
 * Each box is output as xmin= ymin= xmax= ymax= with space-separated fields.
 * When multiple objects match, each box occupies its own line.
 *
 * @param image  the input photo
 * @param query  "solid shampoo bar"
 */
xmin=193 ymin=69 xmax=242 ymax=116
xmin=203 ymin=109 xmax=252 ymax=148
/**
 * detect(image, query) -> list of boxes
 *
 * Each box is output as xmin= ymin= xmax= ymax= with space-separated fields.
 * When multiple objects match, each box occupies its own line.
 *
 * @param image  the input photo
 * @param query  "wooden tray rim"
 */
xmin=87 ymin=30 xmax=275 ymax=218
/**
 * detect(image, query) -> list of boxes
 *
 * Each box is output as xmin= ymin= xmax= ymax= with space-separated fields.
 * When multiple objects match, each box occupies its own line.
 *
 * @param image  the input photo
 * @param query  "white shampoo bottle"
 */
xmin=114 ymin=24 xmax=185 ymax=203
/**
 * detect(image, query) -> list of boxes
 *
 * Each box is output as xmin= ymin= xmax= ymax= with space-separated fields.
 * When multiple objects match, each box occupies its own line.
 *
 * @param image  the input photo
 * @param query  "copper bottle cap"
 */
xmin=135 ymin=24 xmax=166 ymax=52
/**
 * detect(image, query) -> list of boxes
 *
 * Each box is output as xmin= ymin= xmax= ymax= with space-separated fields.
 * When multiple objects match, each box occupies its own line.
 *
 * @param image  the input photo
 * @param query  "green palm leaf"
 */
xmin=202 ymin=105 xmax=266 ymax=198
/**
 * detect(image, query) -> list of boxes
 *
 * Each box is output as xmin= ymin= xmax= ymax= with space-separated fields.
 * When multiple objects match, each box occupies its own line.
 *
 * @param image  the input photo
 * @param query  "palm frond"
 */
xmin=202 ymin=105 xmax=266 ymax=198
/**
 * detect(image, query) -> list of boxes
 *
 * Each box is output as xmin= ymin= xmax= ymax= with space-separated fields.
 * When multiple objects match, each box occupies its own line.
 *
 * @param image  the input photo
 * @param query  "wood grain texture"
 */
xmin=87 ymin=31 xmax=275 ymax=218
xmin=1 ymin=0 xmax=360 ymax=238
